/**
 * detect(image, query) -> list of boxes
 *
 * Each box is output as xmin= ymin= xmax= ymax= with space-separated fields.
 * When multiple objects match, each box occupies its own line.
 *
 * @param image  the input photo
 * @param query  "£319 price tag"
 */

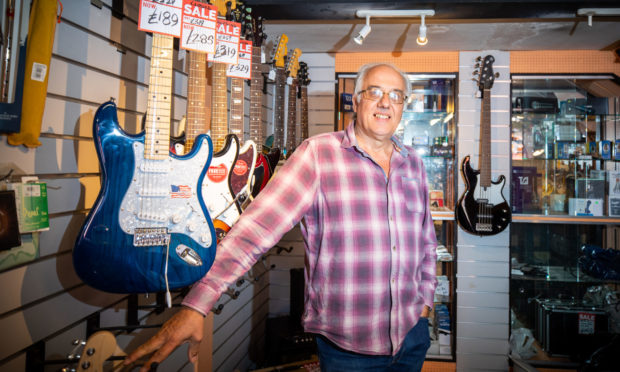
xmin=180 ymin=0 xmax=217 ymax=53
xmin=226 ymin=40 xmax=252 ymax=79
xmin=207 ymin=19 xmax=241 ymax=65
xmin=139 ymin=0 xmax=183 ymax=37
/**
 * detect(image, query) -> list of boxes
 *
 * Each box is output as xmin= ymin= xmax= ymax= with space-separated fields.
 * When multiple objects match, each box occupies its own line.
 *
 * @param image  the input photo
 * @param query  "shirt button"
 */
xmin=390 ymin=215 xmax=393 ymax=221
xmin=392 ymin=278 xmax=395 ymax=284
xmin=392 ymin=246 xmax=396 ymax=251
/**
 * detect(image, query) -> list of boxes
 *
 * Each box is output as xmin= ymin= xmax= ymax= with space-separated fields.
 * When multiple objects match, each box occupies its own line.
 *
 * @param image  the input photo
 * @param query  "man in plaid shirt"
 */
xmin=127 ymin=63 xmax=438 ymax=371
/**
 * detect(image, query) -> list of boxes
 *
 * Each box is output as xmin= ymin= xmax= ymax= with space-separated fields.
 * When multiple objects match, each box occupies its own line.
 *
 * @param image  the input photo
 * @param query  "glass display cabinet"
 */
xmin=509 ymin=75 xmax=620 ymax=369
xmin=337 ymin=73 xmax=457 ymax=360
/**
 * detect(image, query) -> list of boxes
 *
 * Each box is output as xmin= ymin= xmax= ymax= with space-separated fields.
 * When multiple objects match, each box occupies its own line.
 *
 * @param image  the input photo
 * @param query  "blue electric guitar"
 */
xmin=73 ymin=34 xmax=217 ymax=293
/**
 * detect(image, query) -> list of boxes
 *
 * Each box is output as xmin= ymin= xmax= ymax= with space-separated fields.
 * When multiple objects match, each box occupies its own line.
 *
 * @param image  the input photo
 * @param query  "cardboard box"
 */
xmin=511 ymin=167 xmax=539 ymax=213
xmin=576 ymin=178 xmax=605 ymax=200
xmin=599 ymin=140 xmax=612 ymax=160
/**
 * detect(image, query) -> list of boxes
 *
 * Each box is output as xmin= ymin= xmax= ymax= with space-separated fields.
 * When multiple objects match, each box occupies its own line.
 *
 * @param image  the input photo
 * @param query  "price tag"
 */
xmin=207 ymin=19 xmax=241 ymax=65
xmin=226 ymin=40 xmax=252 ymax=79
xmin=578 ymin=312 xmax=595 ymax=335
xmin=180 ymin=0 xmax=217 ymax=53
xmin=138 ymin=0 xmax=182 ymax=37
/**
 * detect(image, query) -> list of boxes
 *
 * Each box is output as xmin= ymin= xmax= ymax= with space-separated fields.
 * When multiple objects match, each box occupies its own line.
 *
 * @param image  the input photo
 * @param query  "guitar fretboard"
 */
xmin=273 ymin=68 xmax=286 ymax=150
xmin=300 ymin=85 xmax=308 ymax=142
xmin=184 ymin=50 xmax=208 ymax=154
xmin=229 ymin=77 xmax=245 ymax=139
xmin=144 ymin=34 xmax=174 ymax=160
xmin=211 ymin=62 xmax=228 ymax=151
xmin=285 ymin=80 xmax=298 ymax=154
xmin=479 ymin=88 xmax=491 ymax=188
xmin=249 ymin=46 xmax=264 ymax=150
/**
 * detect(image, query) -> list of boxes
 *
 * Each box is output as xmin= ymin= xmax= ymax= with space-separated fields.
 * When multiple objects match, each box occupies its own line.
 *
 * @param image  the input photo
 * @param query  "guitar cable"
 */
xmin=164 ymin=240 xmax=172 ymax=308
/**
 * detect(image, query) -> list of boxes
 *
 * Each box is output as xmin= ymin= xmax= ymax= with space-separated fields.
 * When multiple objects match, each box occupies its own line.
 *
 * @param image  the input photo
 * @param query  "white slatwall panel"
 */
xmin=456 ymin=51 xmax=511 ymax=372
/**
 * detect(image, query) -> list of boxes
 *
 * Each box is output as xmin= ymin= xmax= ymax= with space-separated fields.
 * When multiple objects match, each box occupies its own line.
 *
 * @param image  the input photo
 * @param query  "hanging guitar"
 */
xmin=73 ymin=34 xmax=217 ymax=294
xmin=456 ymin=55 xmax=511 ymax=236
xmin=298 ymin=61 xmax=311 ymax=143
xmin=284 ymin=47 xmax=301 ymax=158
xmin=264 ymin=34 xmax=288 ymax=163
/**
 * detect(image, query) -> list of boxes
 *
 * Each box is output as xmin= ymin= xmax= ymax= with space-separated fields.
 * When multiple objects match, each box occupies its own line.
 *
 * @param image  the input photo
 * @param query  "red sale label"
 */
xmin=207 ymin=163 xmax=228 ymax=183
xmin=578 ymin=312 xmax=595 ymax=335
xmin=233 ymin=159 xmax=248 ymax=176
xmin=138 ymin=0 xmax=182 ymax=37
xmin=180 ymin=0 xmax=217 ymax=53
xmin=226 ymin=40 xmax=252 ymax=79
xmin=207 ymin=19 xmax=241 ymax=65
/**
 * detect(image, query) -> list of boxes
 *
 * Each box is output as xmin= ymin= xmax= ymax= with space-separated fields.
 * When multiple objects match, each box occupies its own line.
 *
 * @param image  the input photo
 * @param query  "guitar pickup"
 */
xmin=133 ymin=227 xmax=171 ymax=246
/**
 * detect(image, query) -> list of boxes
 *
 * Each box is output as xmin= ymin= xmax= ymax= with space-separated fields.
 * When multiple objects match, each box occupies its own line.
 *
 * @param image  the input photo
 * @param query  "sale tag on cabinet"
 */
xmin=226 ymin=40 xmax=252 ymax=79
xmin=180 ymin=0 xmax=217 ymax=53
xmin=138 ymin=0 xmax=183 ymax=37
xmin=207 ymin=19 xmax=241 ymax=65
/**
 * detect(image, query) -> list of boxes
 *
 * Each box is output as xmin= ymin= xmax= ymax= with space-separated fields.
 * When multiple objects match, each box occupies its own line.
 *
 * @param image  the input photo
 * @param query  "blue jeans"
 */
xmin=316 ymin=317 xmax=430 ymax=372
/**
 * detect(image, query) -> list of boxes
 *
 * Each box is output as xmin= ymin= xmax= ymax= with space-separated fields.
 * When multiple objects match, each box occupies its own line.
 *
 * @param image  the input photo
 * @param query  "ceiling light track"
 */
xmin=353 ymin=9 xmax=435 ymax=46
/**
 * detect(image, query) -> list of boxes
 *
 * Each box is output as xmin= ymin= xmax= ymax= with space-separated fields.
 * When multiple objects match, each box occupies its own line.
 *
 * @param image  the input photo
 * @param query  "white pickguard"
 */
xmin=203 ymin=139 xmax=240 ymax=224
xmin=472 ymin=174 xmax=507 ymax=206
xmin=118 ymin=138 xmax=213 ymax=248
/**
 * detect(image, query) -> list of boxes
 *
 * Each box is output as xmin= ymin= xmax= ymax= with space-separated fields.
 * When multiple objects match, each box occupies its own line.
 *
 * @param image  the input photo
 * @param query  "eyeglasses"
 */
xmin=358 ymin=87 xmax=407 ymax=105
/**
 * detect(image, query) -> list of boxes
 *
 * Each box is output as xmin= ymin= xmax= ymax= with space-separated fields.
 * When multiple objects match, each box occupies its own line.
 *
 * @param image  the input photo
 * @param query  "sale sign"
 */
xmin=226 ymin=40 xmax=252 ymax=79
xmin=207 ymin=19 xmax=241 ymax=65
xmin=138 ymin=0 xmax=183 ymax=37
xmin=180 ymin=0 xmax=218 ymax=53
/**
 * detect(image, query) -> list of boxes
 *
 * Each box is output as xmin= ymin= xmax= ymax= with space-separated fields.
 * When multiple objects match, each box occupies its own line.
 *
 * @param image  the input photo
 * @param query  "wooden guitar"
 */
xmin=298 ymin=61 xmax=311 ymax=143
xmin=456 ymin=55 xmax=511 ymax=236
xmin=264 ymin=34 xmax=288 ymax=162
xmin=246 ymin=14 xmax=278 ymax=197
xmin=284 ymin=48 xmax=301 ymax=158
xmin=75 ymin=331 xmax=117 ymax=372
xmin=73 ymin=34 xmax=216 ymax=294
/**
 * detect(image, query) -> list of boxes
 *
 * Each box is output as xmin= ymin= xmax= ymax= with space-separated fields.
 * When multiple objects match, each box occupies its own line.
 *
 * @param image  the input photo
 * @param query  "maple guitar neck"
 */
xmin=145 ymin=34 xmax=174 ymax=160
xmin=249 ymin=45 xmax=265 ymax=150
xmin=184 ymin=50 xmax=208 ymax=154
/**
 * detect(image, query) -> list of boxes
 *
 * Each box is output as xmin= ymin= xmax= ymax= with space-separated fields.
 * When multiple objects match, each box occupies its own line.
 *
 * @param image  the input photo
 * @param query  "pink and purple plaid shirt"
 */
xmin=183 ymin=122 xmax=438 ymax=355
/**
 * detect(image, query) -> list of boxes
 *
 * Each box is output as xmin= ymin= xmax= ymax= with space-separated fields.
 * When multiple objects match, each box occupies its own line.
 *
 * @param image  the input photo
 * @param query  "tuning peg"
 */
xmin=475 ymin=56 xmax=482 ymax=61
xmin=473 ymin=70 xmax=479 ymax=75
xmin=495 ymin=72 xmax=500 ymax=78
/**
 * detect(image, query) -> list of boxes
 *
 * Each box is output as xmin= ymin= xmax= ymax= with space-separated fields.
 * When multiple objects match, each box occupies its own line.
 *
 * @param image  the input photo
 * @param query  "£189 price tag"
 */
xmin=226 ymin=40 xmax=252 ymax=79
xmin=207 ymin=19 xmax=241 ymax=65
xmin=138 ymin=0 xmax=182 ymax=37
xmin=180 ymin=0 xmax=217 ymax=53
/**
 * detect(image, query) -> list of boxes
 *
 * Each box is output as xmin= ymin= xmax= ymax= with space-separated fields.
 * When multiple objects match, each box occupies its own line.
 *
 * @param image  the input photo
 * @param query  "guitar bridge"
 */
xmin=133 ymin=227 xmax=171 ymax=246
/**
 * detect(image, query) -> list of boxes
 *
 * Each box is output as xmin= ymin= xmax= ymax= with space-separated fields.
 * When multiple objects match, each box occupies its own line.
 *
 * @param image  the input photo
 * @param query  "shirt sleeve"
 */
xmin=418 ymin=159 xmax=438 ymax=309
xmin=183 ymin=140 xmax=319 ymax=315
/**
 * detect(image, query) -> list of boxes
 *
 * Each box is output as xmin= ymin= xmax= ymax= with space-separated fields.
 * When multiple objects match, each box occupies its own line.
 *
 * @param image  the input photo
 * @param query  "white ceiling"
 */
xmin=262 ymin=19 xmax=620 ymax=53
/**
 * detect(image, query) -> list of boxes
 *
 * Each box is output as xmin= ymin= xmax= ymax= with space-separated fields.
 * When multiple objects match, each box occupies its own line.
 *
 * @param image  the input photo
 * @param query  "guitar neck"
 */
xmin=229 ymin=77 xmax=245 ymax=140
xmin=273 ymin=68 xmax=286 ymax=149
xmin=479 ymin=88 xmax=491 ymax=188
xmin=184 ymin=50 xmax=208 ymax=153
xmin=300 ymin=86 xmax=308 ymax=141
xmin=211 ymin=62 xmax=228 ymax=151
xmin=249 ymin=46 xmax=264 ymax=150
xmin=145 ymin=34 xmax=174 ymax=160
xmin=285 ymin=80 xmax=297 ymax=152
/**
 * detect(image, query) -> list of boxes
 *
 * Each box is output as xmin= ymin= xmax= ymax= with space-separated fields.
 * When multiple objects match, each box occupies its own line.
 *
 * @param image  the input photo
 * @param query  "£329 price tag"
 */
xmin=139 ymin=0 xmax=182 ymax=37
xmin=180 ymin=0 xmax=217 ymax=53
xmin=207 ymin=19 xmax=241 ymax=65
xmin=226 ymin=40 xmax=252 ymax=79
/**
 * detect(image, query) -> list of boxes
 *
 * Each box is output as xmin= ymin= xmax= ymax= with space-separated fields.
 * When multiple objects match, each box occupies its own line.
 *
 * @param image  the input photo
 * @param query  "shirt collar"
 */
xmin=341 ymin=121 xmax=409 ymax=157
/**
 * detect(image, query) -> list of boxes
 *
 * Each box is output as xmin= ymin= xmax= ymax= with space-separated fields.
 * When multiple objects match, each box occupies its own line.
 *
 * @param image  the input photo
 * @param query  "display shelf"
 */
xmin=512 ymin=214 xmax=620 ymax=224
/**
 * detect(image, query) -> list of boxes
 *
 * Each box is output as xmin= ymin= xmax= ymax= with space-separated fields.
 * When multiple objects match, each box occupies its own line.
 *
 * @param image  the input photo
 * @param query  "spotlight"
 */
xmin=354 ymin=16 xmax=371 ymax=45
xmin=416 ymin=14 xmax=428 ymax=46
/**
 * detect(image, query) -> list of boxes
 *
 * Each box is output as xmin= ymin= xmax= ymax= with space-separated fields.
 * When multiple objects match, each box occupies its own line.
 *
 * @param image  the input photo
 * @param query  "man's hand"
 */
xmin=124 ymin=307 xmax=205 ymax=372
xmin=420 ymin=305 xmax=431 ymax=318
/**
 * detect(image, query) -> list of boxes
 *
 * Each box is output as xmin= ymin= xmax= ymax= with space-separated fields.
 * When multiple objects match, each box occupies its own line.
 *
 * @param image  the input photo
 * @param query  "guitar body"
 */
xmin=74 ymin=102 xmax=217 ymax=293
xmin=251 ymin=153 xmax=270 ymax=197
xmin=264 ymin=147 xmax=281 ymax=174
xmin=456 ymin=155 xmax=511 ymax=236
xmin=203 ymin=134 xmax=239 ymax=222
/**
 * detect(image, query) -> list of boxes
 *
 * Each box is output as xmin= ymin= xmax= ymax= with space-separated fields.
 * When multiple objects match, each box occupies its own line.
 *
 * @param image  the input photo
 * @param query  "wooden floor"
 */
xmin=423 ymin=361 xmax=456 ymax=372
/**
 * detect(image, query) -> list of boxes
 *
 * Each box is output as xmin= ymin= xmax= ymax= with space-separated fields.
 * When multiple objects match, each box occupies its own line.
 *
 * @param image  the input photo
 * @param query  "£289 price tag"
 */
xmin=138 ymin=0 xmax=182 ymax=37
xmin=180 ymin=0 xmax=217 ymax=53
xmin=226 ymin=40 xmax=252 ymax=79
xmin=207 ymin=19 xmax=241 ymax=65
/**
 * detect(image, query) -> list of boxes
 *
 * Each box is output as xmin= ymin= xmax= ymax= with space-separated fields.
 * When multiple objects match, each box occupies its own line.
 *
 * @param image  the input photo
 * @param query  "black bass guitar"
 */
xmin=456 ymin=55 xmax=511 ymax=236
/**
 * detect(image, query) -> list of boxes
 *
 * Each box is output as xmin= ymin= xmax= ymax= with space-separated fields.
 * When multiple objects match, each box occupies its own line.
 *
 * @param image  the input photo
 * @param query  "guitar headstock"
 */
xmin=474 ymin=55 xmax=498 ymax=93
xmin=271 ymin=34 xmax=289 ymax=68
xmin=286 ymin=48 xmax=302 ymax=78
xmin=212 ymin=0 xmax=236 ymax=17
xmin=250 ymin=15 xmax=266 ymax=47
xmin=298 ymin=61 xmax=311 ymax=86
xmin=75 ymin=331 xmax=117 ymax=372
